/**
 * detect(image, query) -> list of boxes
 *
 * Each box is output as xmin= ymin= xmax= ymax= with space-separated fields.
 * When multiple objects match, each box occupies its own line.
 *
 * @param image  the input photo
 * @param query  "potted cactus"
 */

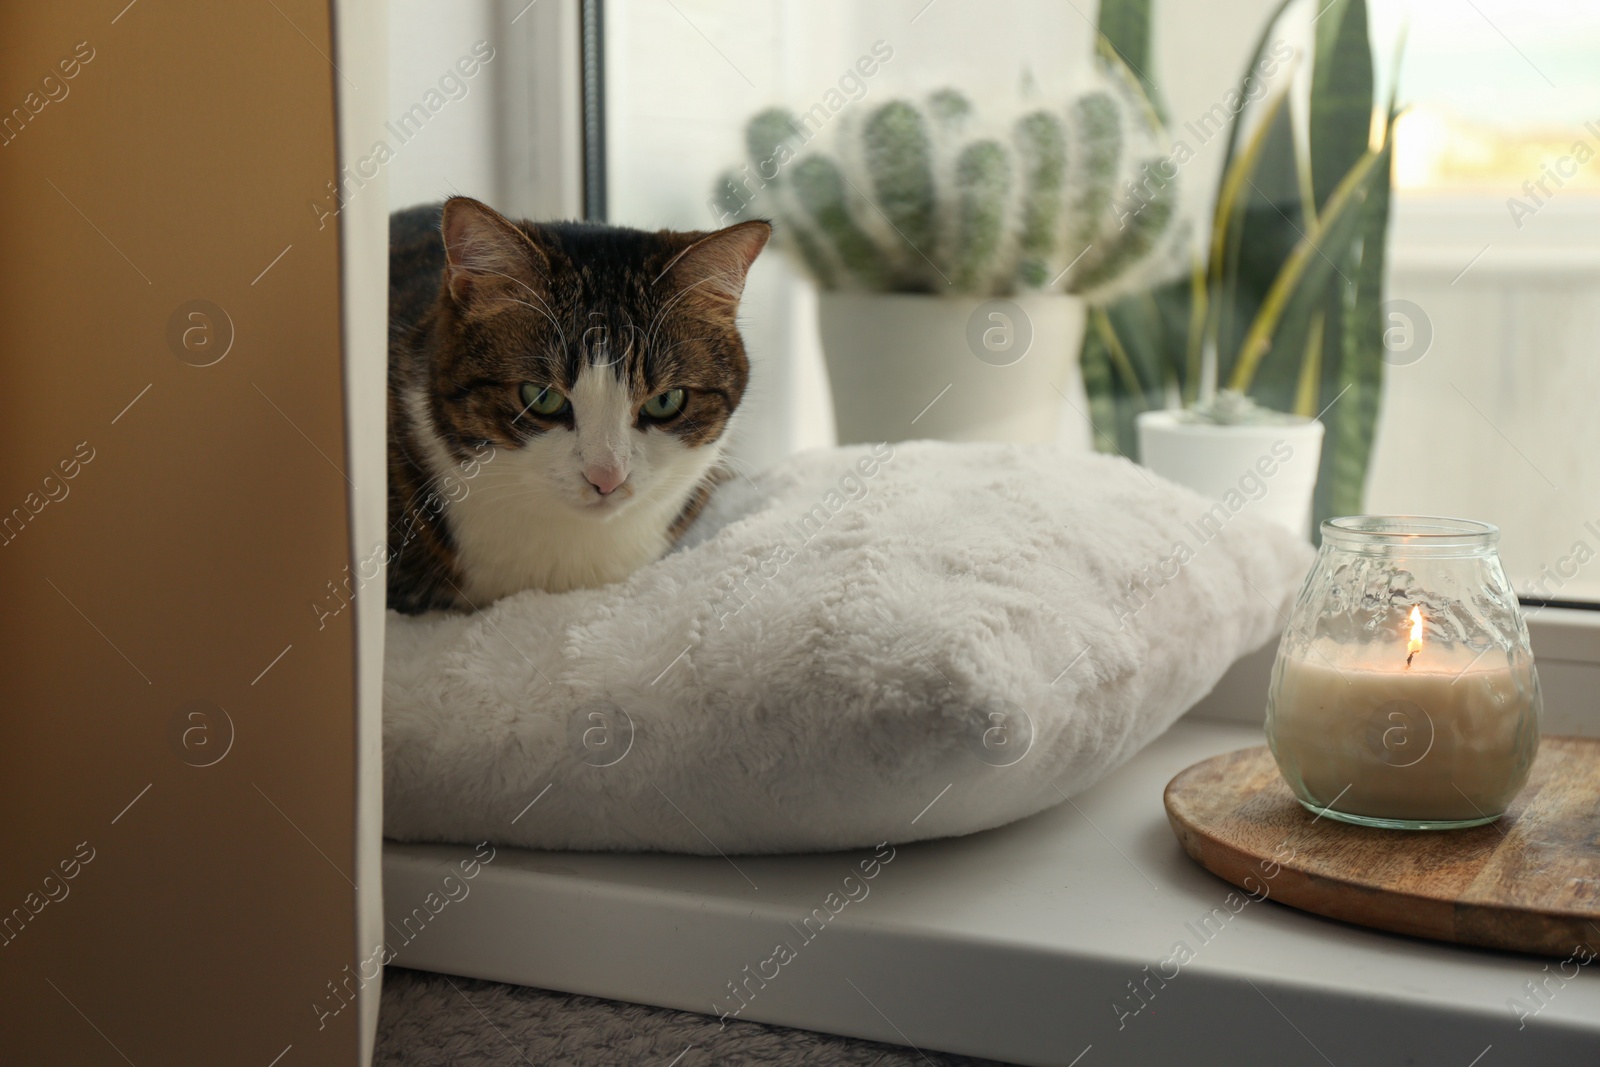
xmin=715 ymin=78 xmax=1182 ymax=445
xmin=1085 ymin=0 xmax=1399 ymax=540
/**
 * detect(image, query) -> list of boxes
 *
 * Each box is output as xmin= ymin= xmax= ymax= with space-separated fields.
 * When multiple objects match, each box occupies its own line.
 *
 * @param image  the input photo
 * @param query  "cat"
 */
xmin=386 ymin=196 xmax=770 ymax=614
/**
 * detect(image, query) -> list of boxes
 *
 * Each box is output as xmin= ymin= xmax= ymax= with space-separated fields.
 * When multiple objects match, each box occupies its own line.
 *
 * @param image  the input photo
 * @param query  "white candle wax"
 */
xmin=1269 ymin=639 xmax=1538 ymax=822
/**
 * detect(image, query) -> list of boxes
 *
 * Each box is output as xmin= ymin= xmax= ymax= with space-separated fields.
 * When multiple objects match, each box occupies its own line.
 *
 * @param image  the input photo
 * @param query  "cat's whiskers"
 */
xmin=391 ymin=438 xmax=454 ymax=528
xmin=390 ymin=429 xmax=508 ymax=545
xmin=475 ymin=448 xmax=706 ymax=501
xmin=712 ymin=454 xmax=765 ymax=493
xmin=500 ymin=296 xmax=568 ymax=349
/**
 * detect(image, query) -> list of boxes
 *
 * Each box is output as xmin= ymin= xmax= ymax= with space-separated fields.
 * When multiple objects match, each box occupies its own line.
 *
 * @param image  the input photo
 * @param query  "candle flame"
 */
xmin=1406 ymin=606 xmax=1423 ymax=668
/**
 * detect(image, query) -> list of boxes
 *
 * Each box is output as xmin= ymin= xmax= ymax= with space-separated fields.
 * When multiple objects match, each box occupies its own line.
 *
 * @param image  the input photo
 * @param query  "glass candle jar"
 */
xmin=1265 ymin=516 xmax=1540 ymax=830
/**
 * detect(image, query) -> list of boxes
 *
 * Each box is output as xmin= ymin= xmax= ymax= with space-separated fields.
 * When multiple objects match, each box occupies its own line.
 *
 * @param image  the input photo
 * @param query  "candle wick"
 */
xmin=1406 ymin=649 xmax=1417 ymax=669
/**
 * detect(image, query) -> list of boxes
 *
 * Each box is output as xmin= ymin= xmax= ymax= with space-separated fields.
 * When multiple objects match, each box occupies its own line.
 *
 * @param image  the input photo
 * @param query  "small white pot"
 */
xmin=1136 ymin=410 xmax=1325 ymax=540
xmin=818 ymin=291 xmax=1090 ymax=446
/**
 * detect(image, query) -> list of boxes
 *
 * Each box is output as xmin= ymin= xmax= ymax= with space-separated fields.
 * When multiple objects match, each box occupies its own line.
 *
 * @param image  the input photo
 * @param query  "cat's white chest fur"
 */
xmin=450 ymin=484 xmax=682 ymax=600
xmin=405 ymin=385 xmax=718 ymax=604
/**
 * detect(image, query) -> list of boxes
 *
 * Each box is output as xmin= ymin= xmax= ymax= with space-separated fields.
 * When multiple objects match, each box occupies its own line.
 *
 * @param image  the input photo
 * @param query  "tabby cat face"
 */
xmin=419 ymin=199 xmax=770 ymax=518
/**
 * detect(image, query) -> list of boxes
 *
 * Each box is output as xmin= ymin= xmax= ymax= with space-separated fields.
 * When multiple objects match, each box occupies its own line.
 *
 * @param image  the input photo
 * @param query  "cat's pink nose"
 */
xmin=585 ymin=466 xmax=627 ymax=495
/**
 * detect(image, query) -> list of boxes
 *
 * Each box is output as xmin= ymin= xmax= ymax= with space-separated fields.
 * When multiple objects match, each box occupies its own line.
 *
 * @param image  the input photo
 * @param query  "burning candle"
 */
xmin=1265 ymin=517 xmax=1541 ymax=830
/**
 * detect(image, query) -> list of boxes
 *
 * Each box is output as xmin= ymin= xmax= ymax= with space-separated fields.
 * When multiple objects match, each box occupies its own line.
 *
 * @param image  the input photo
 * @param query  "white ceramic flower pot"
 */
xmin=818 ymin=291 xmax=1090 ymax=447
xmin=1136 ymin=410 xmax=1325 ymax=540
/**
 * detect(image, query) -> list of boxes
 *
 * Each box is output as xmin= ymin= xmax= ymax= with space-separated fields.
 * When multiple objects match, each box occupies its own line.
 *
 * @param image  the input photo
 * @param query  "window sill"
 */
xmin=1389 ymin=193 xmax=1600 ymax=276
xmin=384 ymin=705 xmax=1600 ymax=1064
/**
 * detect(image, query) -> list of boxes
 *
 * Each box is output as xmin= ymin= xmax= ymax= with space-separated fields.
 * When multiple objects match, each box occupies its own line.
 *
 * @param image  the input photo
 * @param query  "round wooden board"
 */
xmin=1164 ymin=736 xmax=1600 ymax=958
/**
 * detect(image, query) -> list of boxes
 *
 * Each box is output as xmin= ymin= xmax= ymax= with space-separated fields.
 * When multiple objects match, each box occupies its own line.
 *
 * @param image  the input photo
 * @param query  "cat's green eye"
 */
xmin=519 ymin=383 xmax=569 ymax=418
xmin=641 ymin=388 xmax=687 ymax=420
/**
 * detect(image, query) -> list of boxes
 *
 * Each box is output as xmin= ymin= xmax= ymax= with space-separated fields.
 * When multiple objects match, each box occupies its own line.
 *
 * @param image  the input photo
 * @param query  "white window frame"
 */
xmin=494 ymin=0 xmax=586 ymax=221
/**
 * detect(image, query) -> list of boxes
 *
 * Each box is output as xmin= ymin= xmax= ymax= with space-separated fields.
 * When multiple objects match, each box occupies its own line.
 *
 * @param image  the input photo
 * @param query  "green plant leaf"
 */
xmin=1079 ymin=316 xmax=1131 ymax=455
xmin=1308 ymin=41 xmax=1402 ymax=535
xmin=1213 ymin=90 xmax=1301 ymax=391
xmin=1244 ymin=237 xmax=1336 ymax=415
xmin=1182 ymin=257 xmax=1207 ymax=405
xmin=1234 ymin=100 xmax=1327 ymax=417
xmin=1094 ymin=0 xmax=1165 ymax=120
xmin=1314 ymin=114 xmax=1396 ymax=531
xmin=1208 ymin=86 xmax=1289 ymax=298
xmin=1217 ymin=0 xmax=1299 ymax=187
xmin=1093 ymin=306 xmax=1153 ymax=401
xmin=1310 ymin=0 xmax=1375 ymax=214
xmin=1294 ymin=307 xmax=1326 ymax=417
xmin=1078 ymin=276 xmax=1193 ymax=456
xmin=1227 ymin=147 xmax=1383 ymax=394
xmin=1081 ymin=308 xmax=1139 ymax=455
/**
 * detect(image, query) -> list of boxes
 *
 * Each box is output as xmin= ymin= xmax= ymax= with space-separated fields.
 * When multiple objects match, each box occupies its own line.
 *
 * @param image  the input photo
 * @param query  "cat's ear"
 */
xmin=660 ymin=220 xmax=771 ymax=306
xmin=439 ymin=197 xmax=547 ymax=308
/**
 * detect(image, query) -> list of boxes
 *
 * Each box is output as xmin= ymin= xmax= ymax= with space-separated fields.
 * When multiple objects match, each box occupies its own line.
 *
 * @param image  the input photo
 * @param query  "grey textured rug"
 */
xmin=376 ymin=968 xmax=1011 ymax=1066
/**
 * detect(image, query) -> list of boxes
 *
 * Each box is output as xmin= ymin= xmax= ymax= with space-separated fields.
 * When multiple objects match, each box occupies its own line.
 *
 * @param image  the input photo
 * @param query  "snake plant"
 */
xmin=1081 ymin=0 xmax=1398 ymax=532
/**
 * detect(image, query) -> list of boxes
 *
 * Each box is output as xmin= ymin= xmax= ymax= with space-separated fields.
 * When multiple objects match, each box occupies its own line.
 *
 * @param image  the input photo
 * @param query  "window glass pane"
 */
xmin=595 ymin=0 xmax=1600 ymax=601
xmin=1373 ymin=0 xmax=1600 ymax=193
xmin=1370 ymin=1 xmax=1600 ymax=601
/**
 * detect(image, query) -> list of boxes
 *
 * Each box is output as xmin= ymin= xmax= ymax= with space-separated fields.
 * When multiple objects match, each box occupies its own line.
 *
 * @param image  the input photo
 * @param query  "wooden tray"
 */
xmin=1164 ymin=736 xmax=1600 ymax=958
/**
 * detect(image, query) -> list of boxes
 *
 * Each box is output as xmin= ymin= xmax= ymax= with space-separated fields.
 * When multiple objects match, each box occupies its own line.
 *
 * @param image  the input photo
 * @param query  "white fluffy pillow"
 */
xmin=384 ymin=441 xmax=1310 ymax=854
